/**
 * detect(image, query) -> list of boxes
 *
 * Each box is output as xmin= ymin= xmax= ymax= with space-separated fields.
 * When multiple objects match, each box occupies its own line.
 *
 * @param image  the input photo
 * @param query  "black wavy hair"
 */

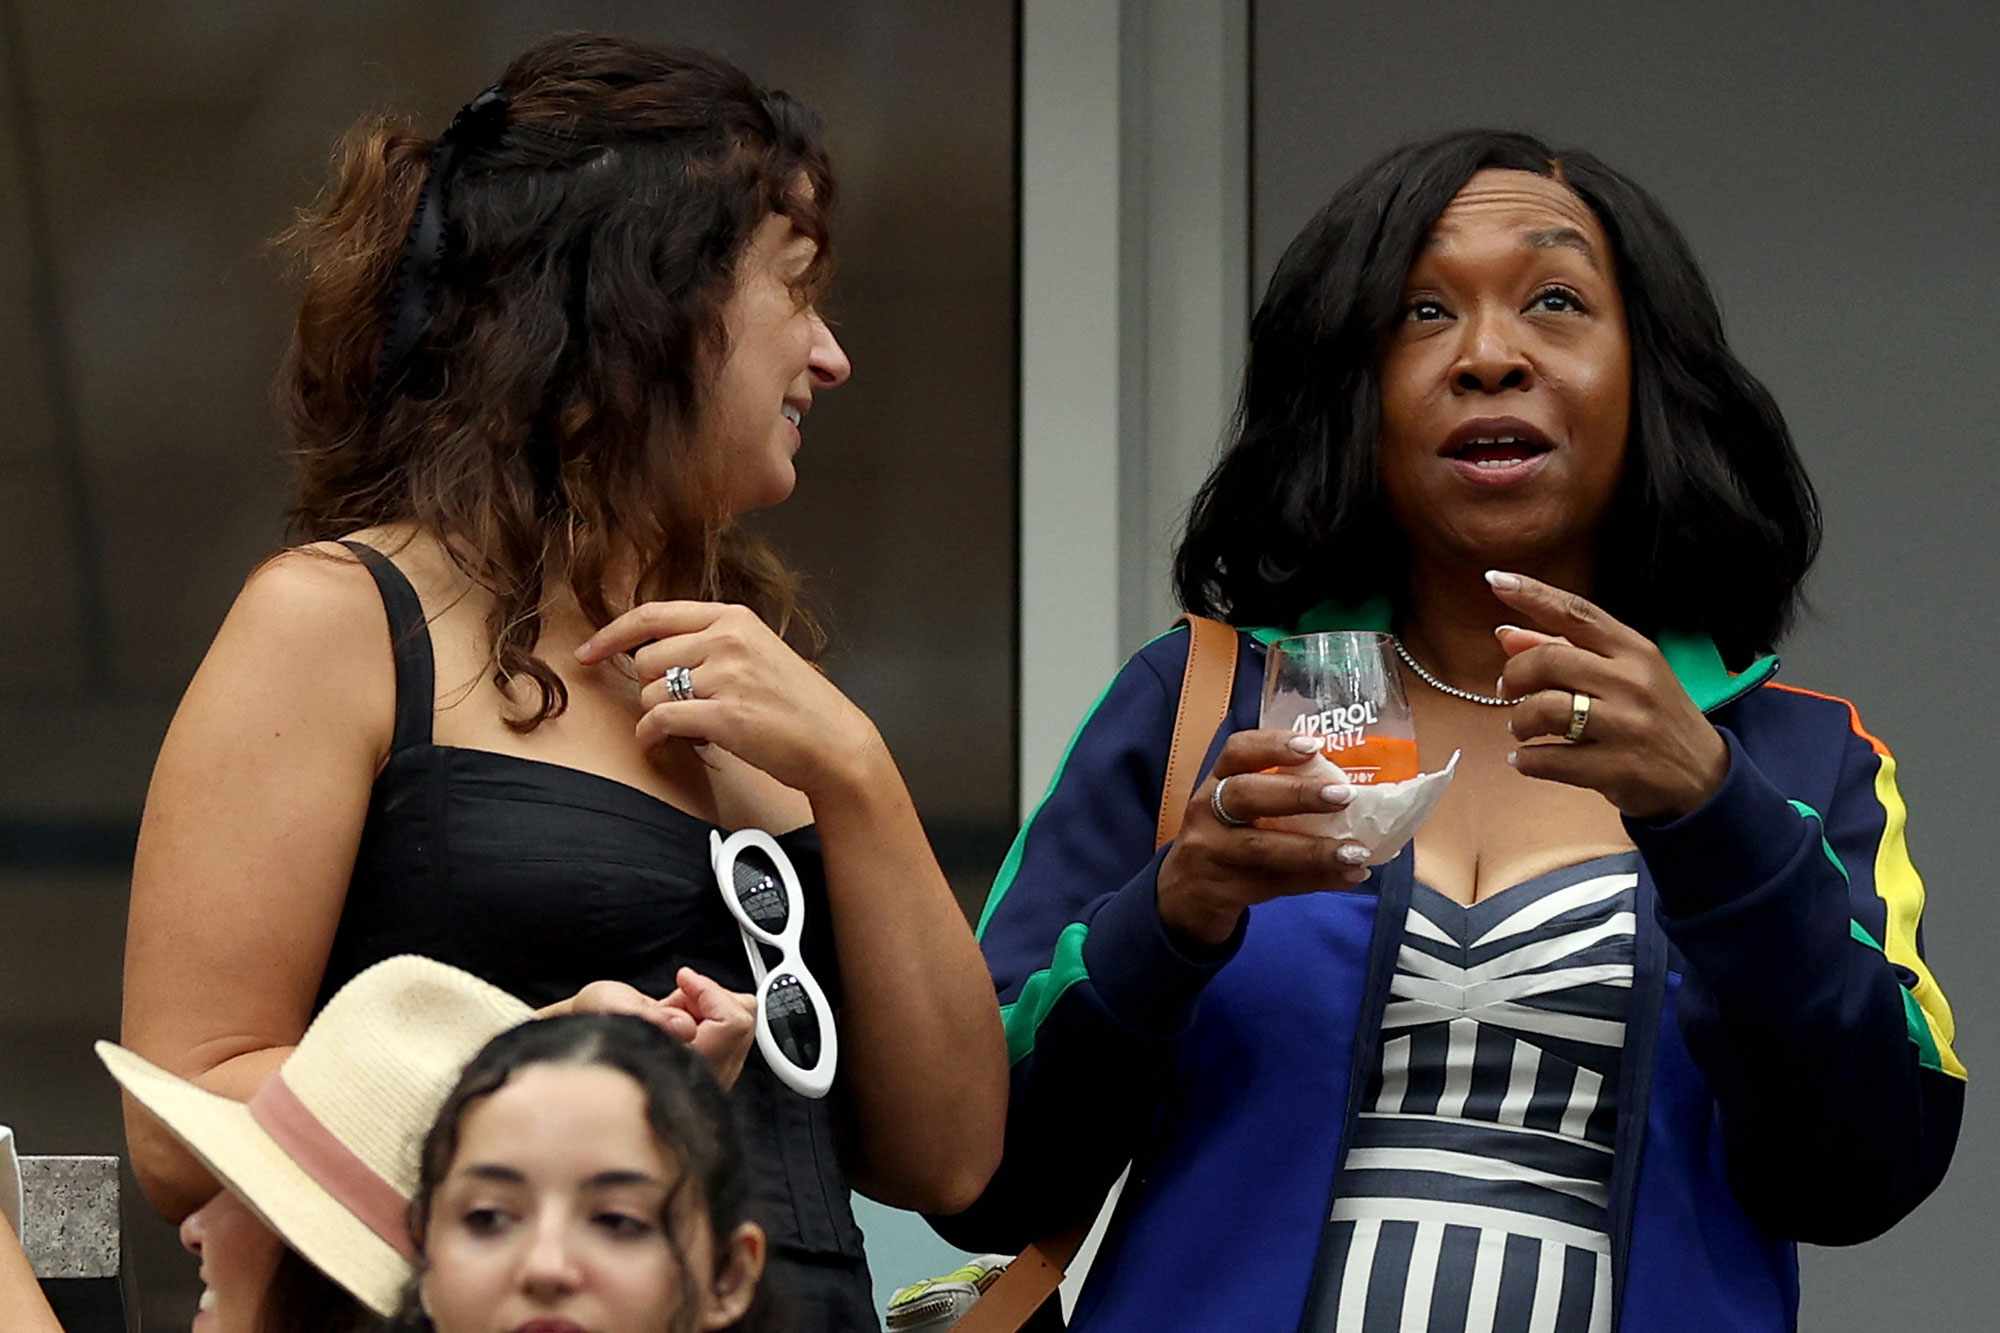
xmin=1174 ymin=129 xmax=1819 ymax=667
xmin=391 ymin=1014 xmax=773 ymax=1333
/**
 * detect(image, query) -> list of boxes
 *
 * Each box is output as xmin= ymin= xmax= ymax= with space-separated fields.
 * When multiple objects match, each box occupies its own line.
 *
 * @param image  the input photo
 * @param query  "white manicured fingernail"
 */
xmin=1506 ymin=750 xmax=1518 ymax=767
xmin=1321 ymin=783 xmax=1353 ymax=806
xmin=1338 ymin=844 xmax=1369 ymax=865
xmin=1288 ymin=735 xmax=1322 ymax=754
xmin=1496 ymin=624 xmax=1522 ymax=636
xmin=1486 ymin=570 xmax=1522 ymax=590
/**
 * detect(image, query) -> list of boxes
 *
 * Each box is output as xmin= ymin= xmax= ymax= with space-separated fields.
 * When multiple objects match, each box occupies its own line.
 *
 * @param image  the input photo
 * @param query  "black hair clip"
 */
xmin=370 ymin=84 xmax=511 ymax=407
xmin=442 ymin=84 xmax=510 ymax=148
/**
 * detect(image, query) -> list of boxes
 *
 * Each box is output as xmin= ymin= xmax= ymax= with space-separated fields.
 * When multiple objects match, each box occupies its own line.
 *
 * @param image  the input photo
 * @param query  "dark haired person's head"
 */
xmin=1175 ymin=128 xmax=1819 ymax=666
xmin=279 ymin=32 xmax=850 ymax=727
xmin=395 ymin=1014 xmax=768 ymax=1333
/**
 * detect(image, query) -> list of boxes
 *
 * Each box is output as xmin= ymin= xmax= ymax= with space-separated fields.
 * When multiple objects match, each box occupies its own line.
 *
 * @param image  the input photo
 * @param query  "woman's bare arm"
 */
xmin=577 ymin=601 xmax=1010 ymax=1214
xmin=807 ymin=747 xmax=1009 ymax=1214
xmin=121 ymin=547 xmax=391 ymax=1219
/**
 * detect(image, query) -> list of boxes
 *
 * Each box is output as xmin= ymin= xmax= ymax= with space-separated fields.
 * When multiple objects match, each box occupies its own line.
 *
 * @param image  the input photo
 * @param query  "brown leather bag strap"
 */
xmin=1155 ymin=614 xmax=1241 ymax=850
xmin=954 ymin=616 xmax=1240 ymax=1332
xmin=950 ymin=1220 xmax=1091 ymax=1333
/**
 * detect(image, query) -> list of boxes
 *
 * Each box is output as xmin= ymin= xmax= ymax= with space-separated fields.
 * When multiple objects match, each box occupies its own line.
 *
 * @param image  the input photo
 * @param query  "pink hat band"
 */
xmin=248 ymin=1073 xmax=417 ymax=1262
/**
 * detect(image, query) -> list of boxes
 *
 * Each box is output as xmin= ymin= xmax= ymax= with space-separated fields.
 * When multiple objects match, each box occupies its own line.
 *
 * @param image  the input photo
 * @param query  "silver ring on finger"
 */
xmin=1210 ymin=776 xmax=1251 ymax=829
xmin=663 ymin=664 xmax=697 ymax=704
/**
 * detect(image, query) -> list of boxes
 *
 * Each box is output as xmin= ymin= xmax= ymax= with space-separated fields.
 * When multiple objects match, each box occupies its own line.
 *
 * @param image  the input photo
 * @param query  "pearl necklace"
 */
xmin=1392 ymin=636 xmax=1513 ymax=707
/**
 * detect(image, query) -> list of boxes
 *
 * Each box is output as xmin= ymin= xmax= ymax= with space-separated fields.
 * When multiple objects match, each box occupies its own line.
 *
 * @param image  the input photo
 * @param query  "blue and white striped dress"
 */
xmin=1321 ymin=855 xmax=1639 ymax=1333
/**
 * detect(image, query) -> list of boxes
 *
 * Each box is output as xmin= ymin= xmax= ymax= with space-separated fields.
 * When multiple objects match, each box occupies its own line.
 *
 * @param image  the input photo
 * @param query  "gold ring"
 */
xmin=1566 ymin=691 xmax=1593 ymax=743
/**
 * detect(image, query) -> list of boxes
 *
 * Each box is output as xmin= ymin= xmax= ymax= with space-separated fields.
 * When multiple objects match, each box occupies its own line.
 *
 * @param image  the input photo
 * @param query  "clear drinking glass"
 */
xmin=1260 ymin=632 xmax=1420 ymax=785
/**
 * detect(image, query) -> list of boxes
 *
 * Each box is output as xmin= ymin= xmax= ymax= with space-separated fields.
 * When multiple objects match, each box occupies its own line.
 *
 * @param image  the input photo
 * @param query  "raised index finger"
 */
xmin=576 ymin=601 xmax=727 ymax=665
xmin=1484 ymin=571 xmax=1636 ymax=656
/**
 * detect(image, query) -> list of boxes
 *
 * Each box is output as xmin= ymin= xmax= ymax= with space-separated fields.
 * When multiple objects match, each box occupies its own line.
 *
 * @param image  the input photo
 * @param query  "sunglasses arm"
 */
xmin=739 ymin=930 xmax=768 ymax=986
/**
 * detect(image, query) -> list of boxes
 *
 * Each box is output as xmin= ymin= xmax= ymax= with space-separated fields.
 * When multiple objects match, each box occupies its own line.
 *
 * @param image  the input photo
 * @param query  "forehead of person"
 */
xmin=1378 ymin=167 xmax=1633 ymax=578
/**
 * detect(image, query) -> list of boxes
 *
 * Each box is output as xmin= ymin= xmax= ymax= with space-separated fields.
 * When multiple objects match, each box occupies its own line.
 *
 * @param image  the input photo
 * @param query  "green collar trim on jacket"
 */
xmin=1241 ymin=598 xmax=1777 ymax=715
xmin=1656 ymin=632 xmax=1778 ymax=713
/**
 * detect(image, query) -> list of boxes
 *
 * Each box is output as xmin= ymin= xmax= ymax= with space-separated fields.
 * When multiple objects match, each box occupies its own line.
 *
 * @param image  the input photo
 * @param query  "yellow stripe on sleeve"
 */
xmin=1870 ymin=748 xmax=1965 ymax=1079
xmin=1768 ymin=682 xmax=1964 ymax=1081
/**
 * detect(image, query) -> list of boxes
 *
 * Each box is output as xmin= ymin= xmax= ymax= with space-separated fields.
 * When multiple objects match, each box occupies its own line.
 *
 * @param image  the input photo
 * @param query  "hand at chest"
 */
xmin=421 ymin=574 xmax=808 ymax=832
xmin=1409 ymin=692 xmax=1633 ymax=906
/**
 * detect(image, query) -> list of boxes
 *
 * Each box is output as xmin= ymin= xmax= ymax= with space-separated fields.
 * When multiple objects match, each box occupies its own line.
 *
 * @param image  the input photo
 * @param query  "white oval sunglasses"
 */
xmin=709 ymin=828 xmax=839 ymax=1099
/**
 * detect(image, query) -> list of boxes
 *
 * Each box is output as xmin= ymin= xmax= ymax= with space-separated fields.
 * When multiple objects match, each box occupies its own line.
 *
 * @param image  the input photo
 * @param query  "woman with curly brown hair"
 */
xmin=118 ymin=32 xmax=1006 ymax=1329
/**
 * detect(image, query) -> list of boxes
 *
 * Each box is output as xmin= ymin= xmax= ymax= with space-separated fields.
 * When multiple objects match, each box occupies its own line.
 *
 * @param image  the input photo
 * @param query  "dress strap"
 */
xmin=339 ymin=540 xmax=435 ymax=752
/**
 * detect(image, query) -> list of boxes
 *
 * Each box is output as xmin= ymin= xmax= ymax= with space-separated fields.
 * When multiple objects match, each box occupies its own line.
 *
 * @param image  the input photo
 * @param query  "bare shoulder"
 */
xmin=331 ymin=523 xmax=476 ymax=602
xmin=229 ymin=525 xmax=470 ymax=646
xmin=186 ymin=540 xmax=400 ymax=762
xmin=231 ymin=540 xmax=385 ymax=631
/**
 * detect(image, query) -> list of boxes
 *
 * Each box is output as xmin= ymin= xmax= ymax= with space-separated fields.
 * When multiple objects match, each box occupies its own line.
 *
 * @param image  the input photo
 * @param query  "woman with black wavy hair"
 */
xmin=944 ymin=130 xmax=1963 ymax=1331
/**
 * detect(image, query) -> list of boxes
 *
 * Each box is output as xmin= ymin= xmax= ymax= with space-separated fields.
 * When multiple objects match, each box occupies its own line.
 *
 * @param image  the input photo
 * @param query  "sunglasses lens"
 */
xmin=730 ymin=849 xmax=791 ymax=935
xmin=764 ymin=972 xmax=822 ymax=1070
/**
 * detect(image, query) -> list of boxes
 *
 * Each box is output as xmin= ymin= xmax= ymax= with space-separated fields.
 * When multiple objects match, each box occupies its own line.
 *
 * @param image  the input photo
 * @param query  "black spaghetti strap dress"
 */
xmin=320 ymin=541 xmax=877 ymax=1328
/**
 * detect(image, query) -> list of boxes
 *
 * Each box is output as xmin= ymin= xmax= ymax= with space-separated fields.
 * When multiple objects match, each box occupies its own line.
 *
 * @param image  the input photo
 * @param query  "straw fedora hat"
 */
xmin=97 ymin=955 xmax=533 ymax=1316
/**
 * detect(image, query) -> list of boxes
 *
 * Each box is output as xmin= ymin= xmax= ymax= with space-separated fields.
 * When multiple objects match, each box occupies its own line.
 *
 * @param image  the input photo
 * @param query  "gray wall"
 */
xmin=0 ymin=1 xmax=1014 ymax=1324
xmin=1254 ymin=2 xmax=1995 ymax=1327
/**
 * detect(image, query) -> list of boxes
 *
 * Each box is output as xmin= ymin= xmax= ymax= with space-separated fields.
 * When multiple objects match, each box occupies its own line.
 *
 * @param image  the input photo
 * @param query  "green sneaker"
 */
xmin=885 ymin=1254 xmax=1014 ymax=1330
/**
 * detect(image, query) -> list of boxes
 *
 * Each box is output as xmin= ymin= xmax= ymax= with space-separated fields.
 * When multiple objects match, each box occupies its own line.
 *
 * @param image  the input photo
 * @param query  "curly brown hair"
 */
xmin=276 ymin=32 xmax=834 ymax=729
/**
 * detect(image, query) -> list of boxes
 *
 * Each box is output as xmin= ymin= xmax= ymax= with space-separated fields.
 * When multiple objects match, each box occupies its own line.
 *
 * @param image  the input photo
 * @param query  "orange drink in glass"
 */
xmin=1260 ymin=632 xmax=1419 ymax=785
